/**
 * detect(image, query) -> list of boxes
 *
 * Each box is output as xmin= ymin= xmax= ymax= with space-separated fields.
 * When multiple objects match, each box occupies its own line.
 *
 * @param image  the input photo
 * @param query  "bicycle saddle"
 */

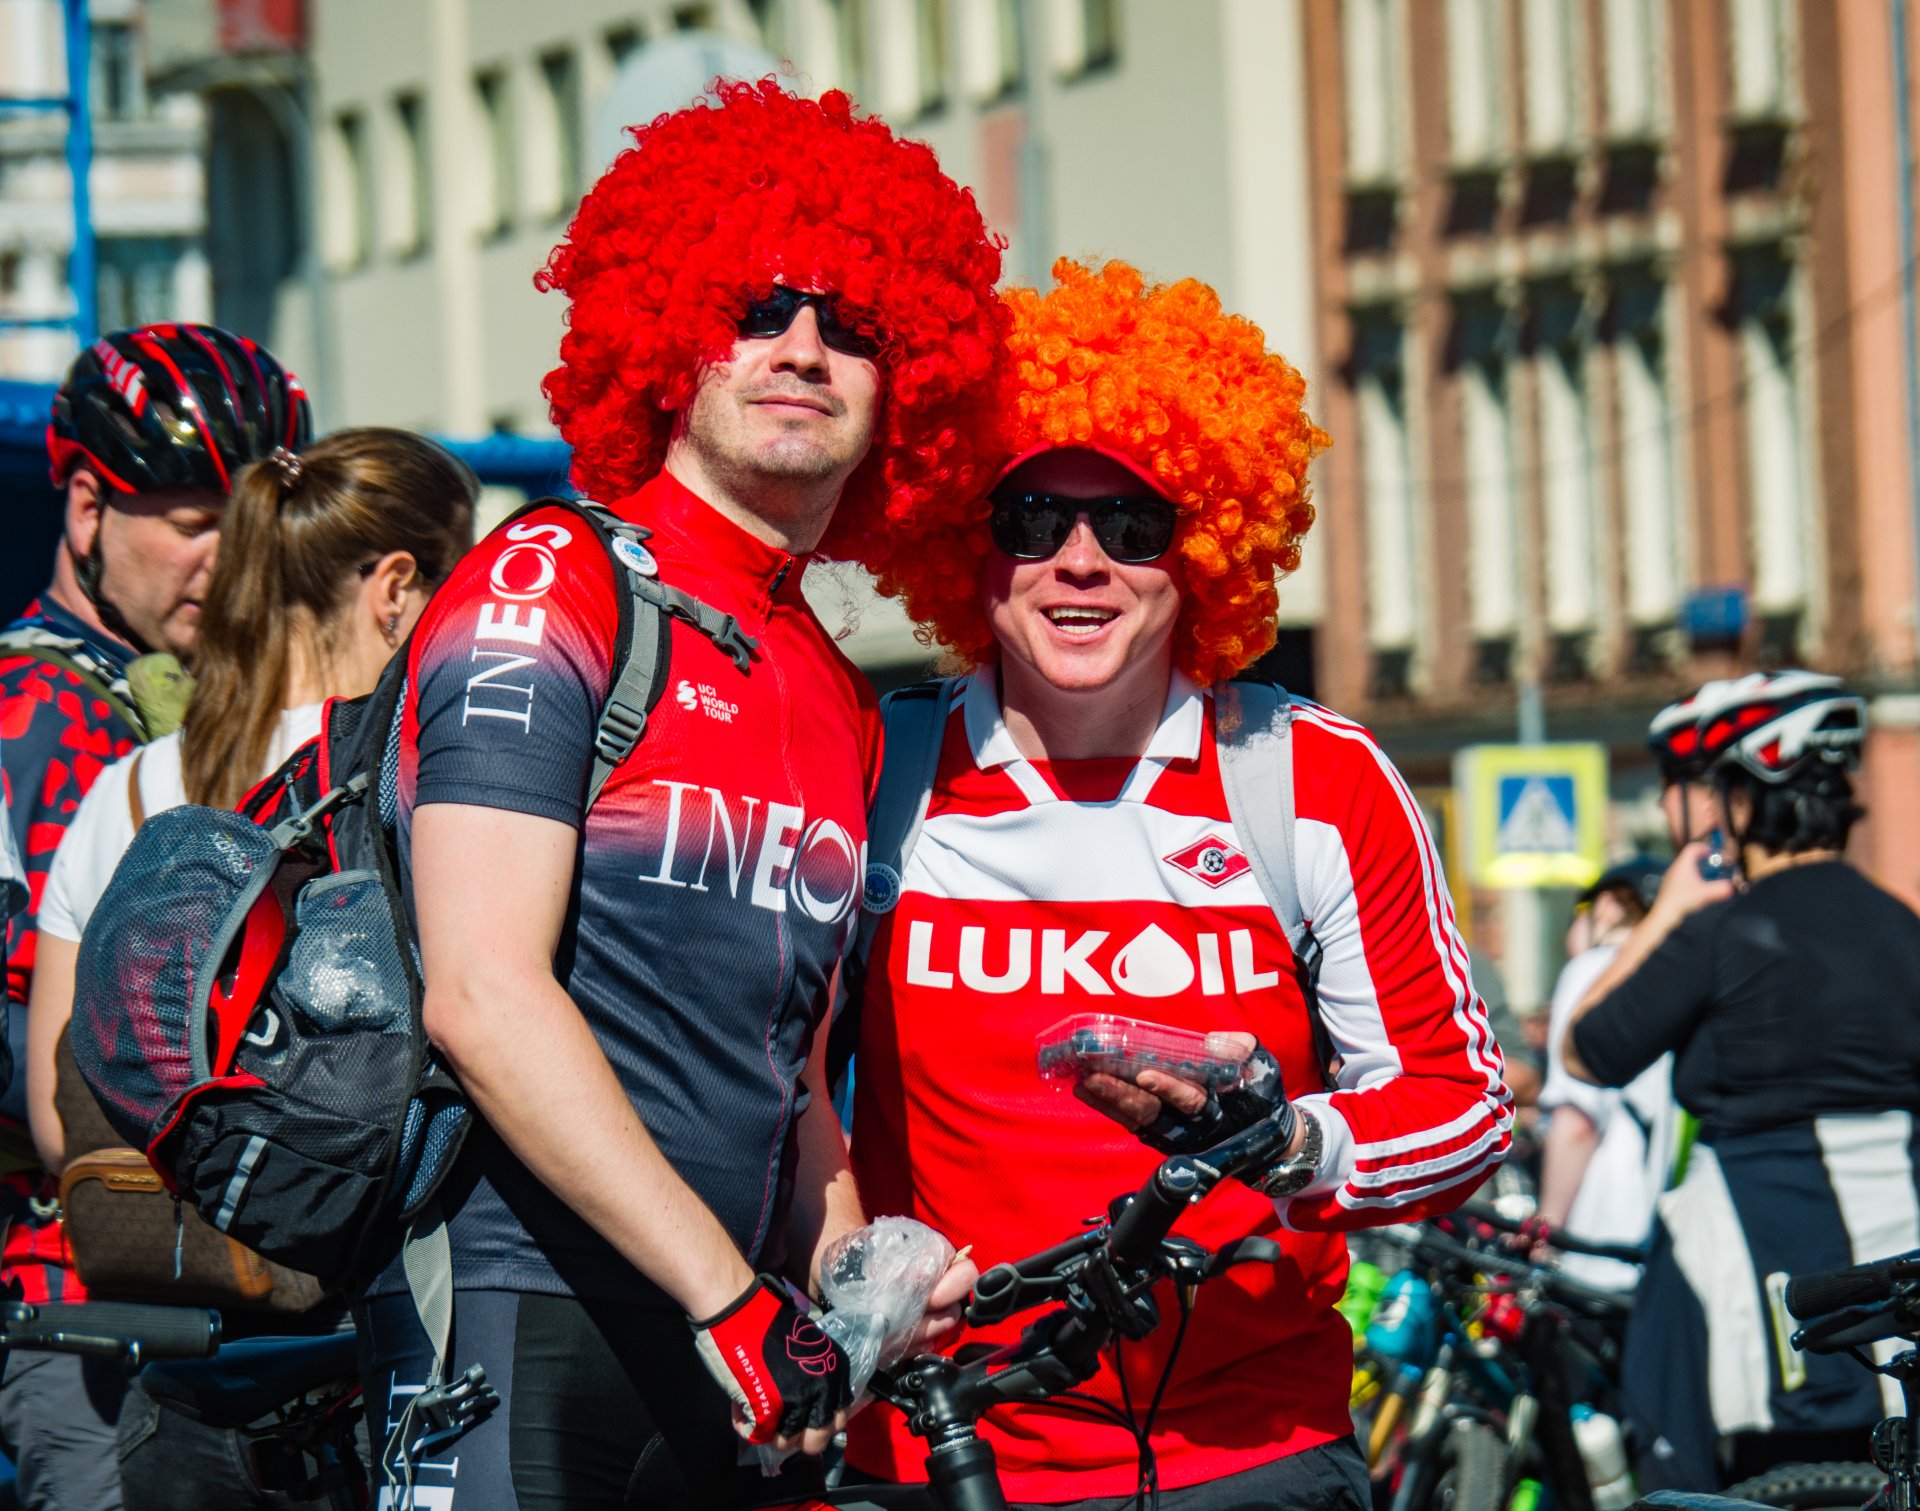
xmin=139 ymin=1330 xmax=361 ymax=1428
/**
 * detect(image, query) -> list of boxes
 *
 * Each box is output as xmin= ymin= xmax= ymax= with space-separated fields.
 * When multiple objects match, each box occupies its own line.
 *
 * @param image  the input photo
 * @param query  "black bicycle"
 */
xmin=787 ymin=1107 xmax=1303 ymax=1511
xmin=0 ymin=1298 xmax=222 ymax=1509
xmin=0 ymin=1296 xmax=221 ymax=1368
xmin=0 ymin=1297 xmax=371 ymax=1511
xmin=1634 ymin=1250 xmax=1920 ymax=1511
xmin=139 ymin=1327 xmax=369 ymax=1509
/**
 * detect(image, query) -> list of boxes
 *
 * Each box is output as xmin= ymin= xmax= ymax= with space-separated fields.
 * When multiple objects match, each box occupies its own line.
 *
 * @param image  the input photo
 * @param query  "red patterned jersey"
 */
xmin=1 ymin=597 xmax=141 ymax=1303
xmin=847 ymin=671 xmax=1511 ymax=1500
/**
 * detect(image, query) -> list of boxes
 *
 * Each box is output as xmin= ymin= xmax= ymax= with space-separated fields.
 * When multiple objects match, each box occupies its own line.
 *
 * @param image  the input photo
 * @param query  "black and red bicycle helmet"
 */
xmin=1695 ymin=670 xmax=1868 ymax=786
xmin=47 ymin=324 xmax=310 ymax=495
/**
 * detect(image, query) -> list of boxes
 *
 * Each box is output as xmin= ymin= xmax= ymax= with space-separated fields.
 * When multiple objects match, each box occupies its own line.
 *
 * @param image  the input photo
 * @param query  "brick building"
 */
xmin=1300 ymin=0 xmax=1920 ymax=935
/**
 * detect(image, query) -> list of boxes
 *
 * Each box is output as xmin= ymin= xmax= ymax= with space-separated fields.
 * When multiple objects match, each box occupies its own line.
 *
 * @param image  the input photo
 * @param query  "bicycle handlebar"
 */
xmin=1785 ymin=1249 xmax=1920 ymax=1321
xmin=1451 ymin=1202 xmax=1649 ymax=1266
xmin=0 ymin=1302 xmax=221 ymax=1363
xmin=1396 ymin=1222 xmax=1633 ymax=1320
xmin=876 ymin=1108 xmax=1306 ymax=1511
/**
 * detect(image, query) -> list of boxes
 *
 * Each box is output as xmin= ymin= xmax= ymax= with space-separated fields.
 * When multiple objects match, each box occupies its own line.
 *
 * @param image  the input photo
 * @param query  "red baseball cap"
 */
xmin=992 ymin=443 xmax=1166 ymax=496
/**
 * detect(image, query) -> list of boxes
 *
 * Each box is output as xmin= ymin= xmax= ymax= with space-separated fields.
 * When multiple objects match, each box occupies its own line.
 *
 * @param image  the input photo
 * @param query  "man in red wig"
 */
xmin=354 ymin=82 xmax=1005 ymax=1508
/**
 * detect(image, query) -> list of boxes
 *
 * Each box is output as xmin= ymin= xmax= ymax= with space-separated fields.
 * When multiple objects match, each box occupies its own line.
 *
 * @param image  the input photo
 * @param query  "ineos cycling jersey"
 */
xmin=380 ymin=472 xmax=880 ymax=1303
xmin=847 ymin=670 xmax=1510 ymax=1500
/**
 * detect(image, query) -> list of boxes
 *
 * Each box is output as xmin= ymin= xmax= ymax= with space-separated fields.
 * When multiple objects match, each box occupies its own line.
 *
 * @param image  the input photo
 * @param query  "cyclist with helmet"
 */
xmin=1563 ymin=673 xmax=1920 ymax=1491
xmin=1566 ymin=681 xmax=1746 ymax=1015
xmin=0 ymin=324 xmax=308 ymax=1510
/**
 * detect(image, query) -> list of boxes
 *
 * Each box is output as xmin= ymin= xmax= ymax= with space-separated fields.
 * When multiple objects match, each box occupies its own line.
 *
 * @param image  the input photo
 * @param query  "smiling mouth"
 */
xmin=1043 ymin=607 xmax=1118 ymax=635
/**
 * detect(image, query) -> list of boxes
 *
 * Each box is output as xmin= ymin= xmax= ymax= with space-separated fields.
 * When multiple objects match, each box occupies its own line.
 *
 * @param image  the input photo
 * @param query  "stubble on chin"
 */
xmin=699 ymin=392 xmax=864 ymax=487
xmin=753 ymin=433 xmax=850 ymax=481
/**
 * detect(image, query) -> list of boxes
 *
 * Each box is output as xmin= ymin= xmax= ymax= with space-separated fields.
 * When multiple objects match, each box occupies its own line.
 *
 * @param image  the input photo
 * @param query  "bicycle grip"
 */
xmin=1106 ymin=1167 xmax=1194 ymax=1269
xmin=3 ymin=1302 xmax=221 ymax=1361
xmin=1785 ymin=1250 xmax=1920 ymax=1321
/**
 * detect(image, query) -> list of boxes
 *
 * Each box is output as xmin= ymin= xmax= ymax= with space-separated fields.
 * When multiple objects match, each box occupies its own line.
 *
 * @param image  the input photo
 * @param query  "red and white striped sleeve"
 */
xmin=1272 ymin=702 xmax=1513 ymax=1232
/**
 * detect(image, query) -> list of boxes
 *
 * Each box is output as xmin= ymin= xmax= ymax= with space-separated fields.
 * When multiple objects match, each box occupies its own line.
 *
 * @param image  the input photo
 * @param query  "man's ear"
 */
xmin=64 ymin=468 xmax=106 ymax=557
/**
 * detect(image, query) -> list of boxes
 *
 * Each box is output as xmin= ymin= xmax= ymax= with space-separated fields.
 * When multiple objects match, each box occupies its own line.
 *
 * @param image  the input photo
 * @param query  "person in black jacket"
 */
xmin=1563 ymin=672 xmax=1920 ymax=1492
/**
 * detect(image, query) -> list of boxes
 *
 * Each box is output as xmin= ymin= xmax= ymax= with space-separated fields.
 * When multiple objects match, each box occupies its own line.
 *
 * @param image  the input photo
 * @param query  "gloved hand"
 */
xmin=1134 ymin=1040 xmax=1296 ymax=1160
xmin=690 ymin=1274 xmax=855 ymax=1445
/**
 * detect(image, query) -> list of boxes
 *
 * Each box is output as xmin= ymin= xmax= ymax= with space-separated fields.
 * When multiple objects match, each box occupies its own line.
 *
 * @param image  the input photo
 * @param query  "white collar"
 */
xmin=962 ymin=665 xmax=1206 ymax=772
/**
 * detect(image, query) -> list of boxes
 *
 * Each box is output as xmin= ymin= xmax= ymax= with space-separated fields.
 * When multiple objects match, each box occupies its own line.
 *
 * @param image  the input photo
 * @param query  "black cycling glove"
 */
xmin=690 ymin=1274 xmax=854 ymax=1444
xmin=1136 ymin=1042 xmax=1296 ymax=1159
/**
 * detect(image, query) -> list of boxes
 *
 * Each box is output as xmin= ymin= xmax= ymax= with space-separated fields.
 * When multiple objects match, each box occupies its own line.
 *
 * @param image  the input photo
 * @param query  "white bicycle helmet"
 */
xmin=1695 ymin=670 xmax=1868 ymax=786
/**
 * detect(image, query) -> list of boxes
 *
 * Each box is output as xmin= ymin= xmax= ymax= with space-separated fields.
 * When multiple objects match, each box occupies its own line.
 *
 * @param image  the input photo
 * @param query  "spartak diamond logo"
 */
xmin=1163 ymin=834 xmax=1249 ymax=889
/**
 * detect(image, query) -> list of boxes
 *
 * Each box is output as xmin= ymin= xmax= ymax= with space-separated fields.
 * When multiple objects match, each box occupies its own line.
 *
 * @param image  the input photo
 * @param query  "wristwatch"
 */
xmin=1249 ymin=1106 xmax=1323 ymax=1198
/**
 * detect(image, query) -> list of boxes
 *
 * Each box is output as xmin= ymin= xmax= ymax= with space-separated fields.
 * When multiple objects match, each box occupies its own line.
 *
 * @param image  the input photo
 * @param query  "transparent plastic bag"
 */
xmin=751 ymin=1216 xmax=955 ymax=1474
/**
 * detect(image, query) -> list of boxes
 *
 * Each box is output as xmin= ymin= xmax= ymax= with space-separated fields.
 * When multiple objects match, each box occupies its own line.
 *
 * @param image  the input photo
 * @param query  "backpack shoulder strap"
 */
xmin=1215 ymin=676 xmax=1337 ymax=1090
xmin=828 ymin=676 xmax=957 ymax=1095
xmin=865 ymin=678 xmax=956 ymax=910
xmin=0 ymin=627 xmax=148 ymax=742
xmin=496 ymin=497 xmax=761 ymax=813
xmin=126 ymin=750 xmax=148 ymax=832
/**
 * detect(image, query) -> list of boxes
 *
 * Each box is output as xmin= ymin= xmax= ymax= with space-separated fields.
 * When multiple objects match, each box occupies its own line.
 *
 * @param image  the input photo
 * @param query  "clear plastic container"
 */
xmin=1035 ymin=1013 xmax=1255 ymax=1092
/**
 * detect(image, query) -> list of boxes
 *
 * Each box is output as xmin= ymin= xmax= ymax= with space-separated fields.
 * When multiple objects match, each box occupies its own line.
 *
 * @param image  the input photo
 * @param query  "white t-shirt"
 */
xmin=39 ymin=704 xmax=324 ymax=946
xmin=1541 ymin=942 xmax=1680 ymax=1290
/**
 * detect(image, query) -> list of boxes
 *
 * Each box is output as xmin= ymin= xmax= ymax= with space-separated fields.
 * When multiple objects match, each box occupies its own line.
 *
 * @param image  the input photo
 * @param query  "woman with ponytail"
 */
xmin=28 ymin=427 xmax=476 ymax=1173
xmin=16 ymin=427 xmax=473 ymax=1510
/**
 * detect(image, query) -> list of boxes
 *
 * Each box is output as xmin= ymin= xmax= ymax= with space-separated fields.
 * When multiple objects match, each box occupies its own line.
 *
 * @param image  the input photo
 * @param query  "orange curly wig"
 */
xmin=536 ymin=80 xmax=1007 ymax=561
xmin=865 ymin=258 xmax=1329 ymax=687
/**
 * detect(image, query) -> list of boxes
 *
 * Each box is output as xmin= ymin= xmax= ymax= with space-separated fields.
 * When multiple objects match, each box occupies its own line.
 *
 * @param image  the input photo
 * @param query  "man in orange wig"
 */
xmin=842 ymin=260 xmax=1511 ymax=1508
xmin=355 ymin=82 xmax=1004 ymax=1508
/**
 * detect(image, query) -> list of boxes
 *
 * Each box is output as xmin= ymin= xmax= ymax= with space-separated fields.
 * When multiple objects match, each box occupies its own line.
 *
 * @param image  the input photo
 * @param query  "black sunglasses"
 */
xmin=737 ymin=288 xmax=883 ymax=359
xmin=988 ymin=490 xmax=1179 ymax=564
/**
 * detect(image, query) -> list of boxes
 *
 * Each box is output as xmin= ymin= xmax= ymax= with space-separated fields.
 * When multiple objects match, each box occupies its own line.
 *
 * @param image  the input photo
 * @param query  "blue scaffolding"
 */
xmin=0 ymin=5 xmax=578 ymax=617
xmin=0 ymin=0 xmax=95 ymax=346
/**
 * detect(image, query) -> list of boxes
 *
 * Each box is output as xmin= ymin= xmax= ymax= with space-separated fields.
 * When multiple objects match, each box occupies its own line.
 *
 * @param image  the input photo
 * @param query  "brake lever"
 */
xmin=967 ymin=1227 xmax=1107 ymax=1326
xmin=1202 ymin=1236 xmax=1283 ymax=1279
xmin=1794 ymin=1297 xmax=1907 ymax=1355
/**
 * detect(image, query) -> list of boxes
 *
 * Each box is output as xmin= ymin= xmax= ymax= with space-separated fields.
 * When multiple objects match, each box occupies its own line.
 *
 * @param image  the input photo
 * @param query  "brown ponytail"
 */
xmin=181 ymin=427 xmax=478 ymax=810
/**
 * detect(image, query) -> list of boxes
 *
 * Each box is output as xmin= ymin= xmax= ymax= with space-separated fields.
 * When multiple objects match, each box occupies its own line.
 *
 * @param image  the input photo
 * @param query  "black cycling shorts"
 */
xmin=354 ymin=1288 xmax=824 ymax=1511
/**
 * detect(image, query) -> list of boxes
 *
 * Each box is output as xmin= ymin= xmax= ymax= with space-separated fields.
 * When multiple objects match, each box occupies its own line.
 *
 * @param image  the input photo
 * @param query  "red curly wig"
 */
xmin=865 ymin=258 xmax=1329 ymax=687
xmin=536 ymin=80 xmax=1006 ymax=562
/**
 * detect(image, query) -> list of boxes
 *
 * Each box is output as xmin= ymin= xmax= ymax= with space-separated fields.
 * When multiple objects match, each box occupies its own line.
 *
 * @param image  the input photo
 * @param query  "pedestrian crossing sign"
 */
xmin=1453 ymin=743 xmax=1608 ymax=888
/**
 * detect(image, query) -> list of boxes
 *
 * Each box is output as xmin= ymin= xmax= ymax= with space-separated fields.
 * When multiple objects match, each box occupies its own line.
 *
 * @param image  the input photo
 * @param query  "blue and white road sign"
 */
xmin=1453 ymin=743 xmax=1608 ymax=888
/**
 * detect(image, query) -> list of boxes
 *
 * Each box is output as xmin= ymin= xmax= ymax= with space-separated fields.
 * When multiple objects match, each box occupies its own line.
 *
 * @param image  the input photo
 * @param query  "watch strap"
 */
xmin=1251 ymin=1106 xmax=1323 ymax=1198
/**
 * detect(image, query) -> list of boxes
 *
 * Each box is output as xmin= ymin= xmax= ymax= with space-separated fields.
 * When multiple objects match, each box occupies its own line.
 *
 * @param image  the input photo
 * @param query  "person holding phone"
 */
xmin=1563 ymin=673 xmax=1920 ymax=1492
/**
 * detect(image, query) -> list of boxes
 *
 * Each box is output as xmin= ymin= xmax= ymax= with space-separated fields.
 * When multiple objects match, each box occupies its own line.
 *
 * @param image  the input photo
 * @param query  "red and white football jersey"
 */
xmin=848 ymin=669 xmax=1511 ymax=1499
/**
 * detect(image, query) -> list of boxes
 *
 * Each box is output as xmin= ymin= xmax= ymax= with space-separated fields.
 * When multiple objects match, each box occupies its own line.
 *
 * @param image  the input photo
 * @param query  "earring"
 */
xmin=385 ymin=613 xmax=400 ymax=644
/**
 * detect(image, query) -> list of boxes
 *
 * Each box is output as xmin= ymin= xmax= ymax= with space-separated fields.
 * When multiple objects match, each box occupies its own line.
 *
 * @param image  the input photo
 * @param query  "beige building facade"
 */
xmin=200 ymin=0 xmax=1322 ymax=668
